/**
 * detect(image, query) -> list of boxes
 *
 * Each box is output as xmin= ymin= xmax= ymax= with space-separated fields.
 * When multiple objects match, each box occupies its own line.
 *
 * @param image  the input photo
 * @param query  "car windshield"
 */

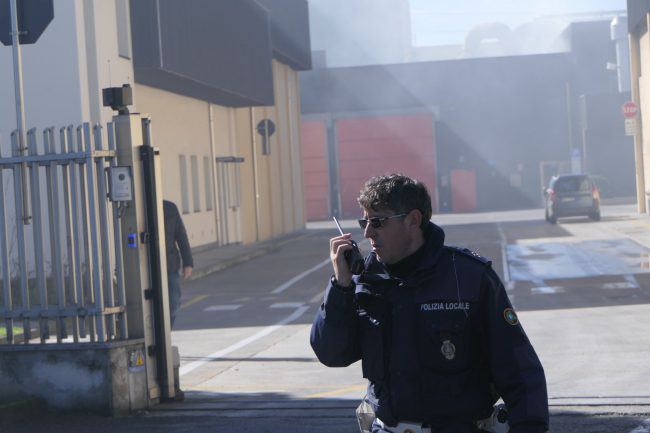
xmin=554 ymin=176 xmax=591 ymax=193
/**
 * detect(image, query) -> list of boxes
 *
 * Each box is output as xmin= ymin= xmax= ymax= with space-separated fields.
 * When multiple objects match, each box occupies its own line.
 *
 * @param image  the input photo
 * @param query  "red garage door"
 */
xmin=337 ymin=114 xmax=437 ymax=218
xmin=300 ymin=120 xmax=330 ymax=221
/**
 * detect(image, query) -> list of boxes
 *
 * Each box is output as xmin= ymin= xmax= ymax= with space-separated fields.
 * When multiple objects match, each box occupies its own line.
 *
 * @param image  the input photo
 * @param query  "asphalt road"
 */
xmin=3 ymin=205 xmax=650 ymax=433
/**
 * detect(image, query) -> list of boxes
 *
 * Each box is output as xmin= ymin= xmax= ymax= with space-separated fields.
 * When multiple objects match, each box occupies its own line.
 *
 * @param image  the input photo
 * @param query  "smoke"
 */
xmin=410 ymin=0 xmax=625 ymax=60
xmin=309 ymin=0 xmax=625 ymax=66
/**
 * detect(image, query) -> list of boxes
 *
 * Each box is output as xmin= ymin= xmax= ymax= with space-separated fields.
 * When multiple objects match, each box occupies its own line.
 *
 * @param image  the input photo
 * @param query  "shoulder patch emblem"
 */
xmin=503 ymin=308 xmax=519 ymax=325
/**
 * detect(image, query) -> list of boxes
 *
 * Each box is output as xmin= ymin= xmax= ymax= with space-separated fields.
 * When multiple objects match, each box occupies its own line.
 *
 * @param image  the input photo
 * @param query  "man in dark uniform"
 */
xmin=163 ymin=200 xmax=193 ymax=328
xmin=310 ymin=174 xmax=548 ymax=433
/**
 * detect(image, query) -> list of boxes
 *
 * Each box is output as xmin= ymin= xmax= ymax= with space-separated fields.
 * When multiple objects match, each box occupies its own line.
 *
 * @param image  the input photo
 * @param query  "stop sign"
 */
xmin=622 ymin=101 xmax=638 ymax=119
xmin=0 ymin=0 xmax=54 ymax=46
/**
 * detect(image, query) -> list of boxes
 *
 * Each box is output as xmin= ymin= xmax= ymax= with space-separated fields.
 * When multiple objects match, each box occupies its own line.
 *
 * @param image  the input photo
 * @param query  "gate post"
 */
xmin=112 ymin=112 xmax=175 ymax=402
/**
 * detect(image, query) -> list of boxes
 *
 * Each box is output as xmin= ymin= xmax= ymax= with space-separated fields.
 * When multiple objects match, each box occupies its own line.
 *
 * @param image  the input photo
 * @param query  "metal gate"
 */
xmin=0 ymin=111 xmax=175 ymax=409
xmin=0 ymin=123 xmax=127 ymax=344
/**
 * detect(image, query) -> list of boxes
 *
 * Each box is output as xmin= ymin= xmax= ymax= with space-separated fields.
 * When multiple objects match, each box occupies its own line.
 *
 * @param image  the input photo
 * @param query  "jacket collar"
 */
xmin=355 ymin=222 xmax=446 ymax=292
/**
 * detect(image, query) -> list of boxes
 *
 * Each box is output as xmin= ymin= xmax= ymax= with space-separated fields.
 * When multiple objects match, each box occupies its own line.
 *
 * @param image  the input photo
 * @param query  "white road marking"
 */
xmin=496 ymin=222 xmax=511 ymax=284
xmin=270 ymin=302 xmax=305 ymax=309
xmin=270 ymin=258 xmax=331 ymax=294
xmin=203 ymin=304 xmax=242 ymax=312
xmin=624 ymin=274 xmax=640 ymax=289
xmin=309 ymin=291 xmax=324 ymax=304
xmin=180 ymin=305 xmax=310 ymax=377
xmin=531 ymin=286 xmax=564 ymax=295
xmin=496 ymin=223 xmax=515 ymax=306
xmin=630 ymin=419 xmax=650 ymax=433
xmin=529 ymin=278 xmax=564 ymax=295
xmin=602 ymin=282 xmax=638 ymax=290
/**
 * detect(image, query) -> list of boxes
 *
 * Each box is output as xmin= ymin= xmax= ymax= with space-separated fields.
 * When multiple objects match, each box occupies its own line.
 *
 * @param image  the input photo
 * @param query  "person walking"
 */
xmin=310 ymin=174 xmax=548 ymax=433
xmin=163 ymin=200 xmax=193 ymax=328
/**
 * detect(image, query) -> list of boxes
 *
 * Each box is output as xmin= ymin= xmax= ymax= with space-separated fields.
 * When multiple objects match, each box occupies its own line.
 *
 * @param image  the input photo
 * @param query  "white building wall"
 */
xmin=0 ymin=0 xmax=135 ymax=150
xmin=0 ymin=0 xmax=135 ymax=275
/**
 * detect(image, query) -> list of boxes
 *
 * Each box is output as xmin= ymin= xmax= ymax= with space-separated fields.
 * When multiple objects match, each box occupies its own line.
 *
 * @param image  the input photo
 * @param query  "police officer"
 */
xmin=310 ymin=174 xmax=549 ymax=433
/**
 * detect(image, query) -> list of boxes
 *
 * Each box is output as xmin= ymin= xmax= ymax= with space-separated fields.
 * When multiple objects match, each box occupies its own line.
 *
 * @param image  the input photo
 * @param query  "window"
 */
xmin=191 ymin=155 xmax=201 ymax=212
xmin=555 ymin=176 xmax=591 ymax=193
xmin=179 ymin=155 xmax=189 ymax=214
xmin=204 ymin=156 xmax=213 ymax=211
xmin=115 ymin=0 xmax=132 ymax=59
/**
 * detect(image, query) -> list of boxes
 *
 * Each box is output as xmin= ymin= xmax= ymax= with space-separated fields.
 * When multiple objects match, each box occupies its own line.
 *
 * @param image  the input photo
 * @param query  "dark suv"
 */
xmin=544 ymin=174 xmax=601 ymax=224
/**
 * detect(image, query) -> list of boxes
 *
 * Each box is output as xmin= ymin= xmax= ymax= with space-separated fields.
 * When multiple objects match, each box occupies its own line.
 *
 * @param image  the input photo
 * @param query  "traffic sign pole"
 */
xmin=9 ymin=0 xmax=31 ymax=224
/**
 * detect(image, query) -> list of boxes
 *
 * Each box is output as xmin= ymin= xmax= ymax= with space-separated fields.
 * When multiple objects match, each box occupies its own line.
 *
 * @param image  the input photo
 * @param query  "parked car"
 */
xmin=544 ymin=174 xmax=601 ymax=224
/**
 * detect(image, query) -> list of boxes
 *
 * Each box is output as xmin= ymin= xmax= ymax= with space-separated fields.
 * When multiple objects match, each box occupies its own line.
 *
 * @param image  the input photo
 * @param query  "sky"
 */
xmin=410 ymin=0 xmax=627 ymax=46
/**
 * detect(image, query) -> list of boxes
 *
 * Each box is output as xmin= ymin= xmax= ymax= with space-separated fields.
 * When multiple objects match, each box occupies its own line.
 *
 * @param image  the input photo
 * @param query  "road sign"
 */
xmin=257 ymin=119 xmax=276 ymax=155
xmin=622 ymin=101 xmax=638 ymax=119
xmin=625 ymin=118 xmax=638 ymax=136
xmin=0 ymin=0 xmax=54 ymax=45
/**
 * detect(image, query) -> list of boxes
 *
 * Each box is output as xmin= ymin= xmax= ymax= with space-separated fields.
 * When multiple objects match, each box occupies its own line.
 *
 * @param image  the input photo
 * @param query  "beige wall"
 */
xmin=235 ymin=61 xmax=306 ymax=244
xmin=135 ymin=85 xmax=218 ymax=247
xmin=134 ymin=60 xmax=305 ymax=248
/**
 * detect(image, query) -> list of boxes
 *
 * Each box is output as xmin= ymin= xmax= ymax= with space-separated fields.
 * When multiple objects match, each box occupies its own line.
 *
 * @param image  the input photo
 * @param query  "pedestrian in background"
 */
xmin=310 ymin=174 xmax=548 ymax=433
xmin=163 ymin=200 xmax=193 ymax=328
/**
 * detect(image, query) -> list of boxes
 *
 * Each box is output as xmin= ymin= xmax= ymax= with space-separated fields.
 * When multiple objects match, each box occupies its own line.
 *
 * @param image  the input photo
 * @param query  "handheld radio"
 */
xmin=333 ymin=217 xmax=365 ymax=275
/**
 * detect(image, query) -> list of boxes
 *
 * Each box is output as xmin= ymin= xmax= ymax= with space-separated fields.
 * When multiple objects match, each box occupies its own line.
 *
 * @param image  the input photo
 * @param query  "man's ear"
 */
xmin=407 ymin=209 xmax=422 ymax=230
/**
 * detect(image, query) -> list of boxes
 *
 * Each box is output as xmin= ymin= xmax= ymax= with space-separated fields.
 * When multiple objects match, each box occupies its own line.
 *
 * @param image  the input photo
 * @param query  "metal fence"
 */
xmin=0 ymin=123 xmax=128 ymax=344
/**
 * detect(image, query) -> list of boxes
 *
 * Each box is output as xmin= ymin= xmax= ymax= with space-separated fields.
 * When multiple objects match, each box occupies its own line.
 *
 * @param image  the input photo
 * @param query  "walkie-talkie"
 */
xmin=333 ymin=217 xmax=365 ymax=275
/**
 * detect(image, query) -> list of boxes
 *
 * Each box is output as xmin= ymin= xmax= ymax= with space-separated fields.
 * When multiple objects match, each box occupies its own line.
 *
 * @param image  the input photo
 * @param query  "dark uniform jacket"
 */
xmin=163 ymin=200 xmax=193 ymax=274
xmin=310 ymin=223 xmax=548 ymax=433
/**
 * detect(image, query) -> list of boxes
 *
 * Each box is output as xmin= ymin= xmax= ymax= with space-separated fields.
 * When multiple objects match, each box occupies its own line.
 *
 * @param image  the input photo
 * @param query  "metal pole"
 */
xmin=10 ymin=0 xmax=31 ymax=225
xmin=107 ymin=122 xmax=128 ymax=339
xmin=11 ymin=131 xmax=30 ymax=342
xmin=565 ymin=82 xmax=575 ymax=163
xmin=629 ymin=24 xmax=646 ymax=213
xmin=28 ymin=128 xmax=47 ymax=343
xmin=0 ymin=147 xmax=14 ymax=344
xmin=68 ymin=125 xmax=87 ymax=338
xmin=93 ymin=125 xmax=115 ymax=340
xmin=83 ymin=123 xmax=106 ymax=342
xmin=60 ymin=126 xmax=80 ymax=342
xmin=77 ymin=125 xmax=95 ymax=340
xmin=45 ymin=128 xmax=66 ymax=341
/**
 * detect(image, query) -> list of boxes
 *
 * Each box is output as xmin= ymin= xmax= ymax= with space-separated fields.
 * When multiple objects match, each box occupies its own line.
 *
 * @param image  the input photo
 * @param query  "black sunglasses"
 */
xmin=358 ymin=213 xmax=408 ymax=229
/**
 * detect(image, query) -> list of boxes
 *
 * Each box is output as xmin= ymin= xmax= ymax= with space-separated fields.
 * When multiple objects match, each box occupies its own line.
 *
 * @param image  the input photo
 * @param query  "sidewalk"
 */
xmin=187 ymin=229 xmax=313 ymax=281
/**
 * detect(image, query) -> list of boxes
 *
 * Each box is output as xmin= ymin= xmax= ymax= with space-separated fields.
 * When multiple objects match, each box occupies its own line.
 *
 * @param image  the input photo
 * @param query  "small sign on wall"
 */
xmin=128 ymin=348 xmax=146 ymax=372
xmin=622 ymin=101 xmax=638 ymax=136
xmin=625 ymin=118 xmax=638 ymax=136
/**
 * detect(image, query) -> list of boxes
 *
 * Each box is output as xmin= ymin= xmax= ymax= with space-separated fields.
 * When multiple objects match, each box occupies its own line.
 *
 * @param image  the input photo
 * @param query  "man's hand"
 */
xmin=330 ymin=234 xmax=353 ymax=287
xmin=182 ymin=266 xmax=193 ymax=279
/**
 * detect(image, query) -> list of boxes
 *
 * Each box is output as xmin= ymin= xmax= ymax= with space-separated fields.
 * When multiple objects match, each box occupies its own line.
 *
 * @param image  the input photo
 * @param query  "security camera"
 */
xmin=102 ymin=84 xmax=133 ymax=114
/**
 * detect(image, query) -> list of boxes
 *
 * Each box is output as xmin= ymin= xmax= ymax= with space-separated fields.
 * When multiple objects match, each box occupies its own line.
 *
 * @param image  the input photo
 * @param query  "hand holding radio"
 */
xmin=330 ymin=217 xmax=365 ymax=286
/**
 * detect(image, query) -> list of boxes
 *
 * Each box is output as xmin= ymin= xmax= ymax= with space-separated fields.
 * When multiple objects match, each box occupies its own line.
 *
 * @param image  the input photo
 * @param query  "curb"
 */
xmin=0 ymin=397 xmax=47 ymax=424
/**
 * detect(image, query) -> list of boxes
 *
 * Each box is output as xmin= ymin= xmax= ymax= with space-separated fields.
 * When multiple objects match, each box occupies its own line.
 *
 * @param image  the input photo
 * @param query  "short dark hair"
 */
xmin=357 ymin=174 xmax=432 ymax=228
